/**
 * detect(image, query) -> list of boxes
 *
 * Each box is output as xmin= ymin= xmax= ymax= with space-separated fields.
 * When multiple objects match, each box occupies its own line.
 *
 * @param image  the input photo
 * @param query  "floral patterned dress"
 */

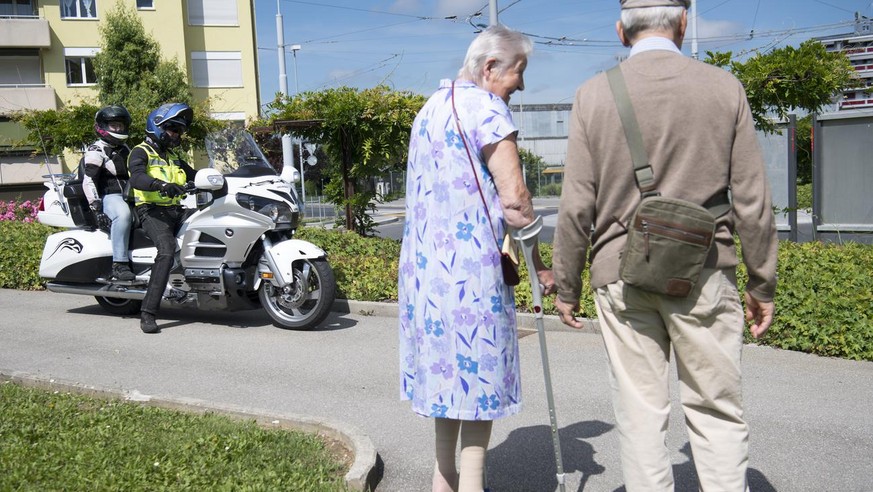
xmin=399 ymin=79 xmax=521 ymax=421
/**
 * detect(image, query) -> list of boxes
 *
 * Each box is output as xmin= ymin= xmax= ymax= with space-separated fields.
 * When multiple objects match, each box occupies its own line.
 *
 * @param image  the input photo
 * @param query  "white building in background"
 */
xmin=816 ymin=13 xmax=873 ymax=110
xmin=509 ymin=103 xmax=571 ymax=183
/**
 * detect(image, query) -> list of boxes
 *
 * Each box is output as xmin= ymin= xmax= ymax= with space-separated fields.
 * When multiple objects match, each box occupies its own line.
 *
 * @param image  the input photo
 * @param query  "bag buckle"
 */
xmin=641 ymin=190 xmax=661 ymax=199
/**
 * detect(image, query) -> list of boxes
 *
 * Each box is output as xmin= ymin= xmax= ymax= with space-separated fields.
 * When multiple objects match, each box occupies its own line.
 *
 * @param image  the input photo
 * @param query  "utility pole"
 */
xmin=489 ymin=0 xmax=498 ymax=26
xmin=690 ymin=0 xmax=699 ymax=59
xmin=276 ymin=1 xmax=296 ymax=184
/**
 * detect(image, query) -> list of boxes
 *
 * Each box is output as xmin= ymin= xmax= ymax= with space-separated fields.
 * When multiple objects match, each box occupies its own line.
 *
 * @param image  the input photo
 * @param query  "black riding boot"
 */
xmin=140 ymin=312 xmax=160 ymax=334
xmin=112 ymin=262 xmax=135 ymax=281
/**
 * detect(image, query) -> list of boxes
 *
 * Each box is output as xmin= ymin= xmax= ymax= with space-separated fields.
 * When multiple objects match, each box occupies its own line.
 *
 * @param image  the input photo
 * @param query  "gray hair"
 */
xmin=458 ymin=24 xmax=533 ymax=85
xmin=620 ymin=6 xmax=684 ymax=41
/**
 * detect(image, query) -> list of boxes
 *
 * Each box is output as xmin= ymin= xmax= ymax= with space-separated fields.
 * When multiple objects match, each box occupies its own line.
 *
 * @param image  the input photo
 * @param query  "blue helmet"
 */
xmin=146 ymin=103 xmax=194 ymax=148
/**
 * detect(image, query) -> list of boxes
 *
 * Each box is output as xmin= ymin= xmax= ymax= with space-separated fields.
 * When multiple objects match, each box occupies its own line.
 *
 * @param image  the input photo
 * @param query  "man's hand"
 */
xmin=89 ymin=199 xmax=102 ymax=214
xmin=555 ymin=296 xmax=585 ymax=329
xmin=161 ymin=182 xmax=187 ymax=198
xmin=536 ymin=268 xmax=557 ymax=296
xmin=744 ymin=292 xmax=774 ymax=339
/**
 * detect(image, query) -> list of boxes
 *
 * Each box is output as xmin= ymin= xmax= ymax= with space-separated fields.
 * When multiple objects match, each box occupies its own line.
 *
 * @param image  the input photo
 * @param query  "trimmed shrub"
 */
xmin=0 ymin=221 xmax=56 ymax=290
xmin=3 ymin=220 xmax=871 ymax=360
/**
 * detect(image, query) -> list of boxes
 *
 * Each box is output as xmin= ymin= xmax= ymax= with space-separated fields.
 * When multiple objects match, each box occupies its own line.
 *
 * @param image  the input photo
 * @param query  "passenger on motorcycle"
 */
xmin=83 ymin=105 xmax=135 ymax=282
xmin=128 ymin=102 xmax=196 ymax=334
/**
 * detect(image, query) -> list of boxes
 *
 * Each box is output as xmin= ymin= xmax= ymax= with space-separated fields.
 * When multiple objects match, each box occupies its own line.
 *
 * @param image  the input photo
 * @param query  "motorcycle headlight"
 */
xmin=236 ymin=193 xmax=298 ymax=228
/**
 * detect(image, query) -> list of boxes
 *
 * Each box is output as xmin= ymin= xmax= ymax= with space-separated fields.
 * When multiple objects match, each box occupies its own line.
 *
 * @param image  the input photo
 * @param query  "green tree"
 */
xmin=266 ymin=86 xmax=426 ymax=235
xmin=705 ymin=40 xmax=860 ymax=134
xmin=13 ymin=2 xmax=217 ymax=155
xmin=518 ymin=147 xmax=546 ymax=196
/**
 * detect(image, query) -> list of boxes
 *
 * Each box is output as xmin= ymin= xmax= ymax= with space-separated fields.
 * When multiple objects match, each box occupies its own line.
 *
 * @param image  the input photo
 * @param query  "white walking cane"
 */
xmin=511 ymin=216 xmax=566 ymax=491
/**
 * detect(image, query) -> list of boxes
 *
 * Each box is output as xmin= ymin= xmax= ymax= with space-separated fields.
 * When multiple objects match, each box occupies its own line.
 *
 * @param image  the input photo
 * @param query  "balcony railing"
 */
xmin=0 ymin=16 xmax=50 ymax=48
xmin=0 ymin=85 xmax=57 ymax=115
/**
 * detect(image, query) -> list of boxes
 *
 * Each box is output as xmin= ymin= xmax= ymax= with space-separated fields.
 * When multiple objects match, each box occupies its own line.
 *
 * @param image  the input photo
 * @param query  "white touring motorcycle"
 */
xmin=37 ymin=128 xmax=336 ymax=330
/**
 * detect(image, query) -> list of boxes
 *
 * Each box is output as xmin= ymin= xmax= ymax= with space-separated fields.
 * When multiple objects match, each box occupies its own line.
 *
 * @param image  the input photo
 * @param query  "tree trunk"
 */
xmin=341 ymin=135 xmax=355 ymax=232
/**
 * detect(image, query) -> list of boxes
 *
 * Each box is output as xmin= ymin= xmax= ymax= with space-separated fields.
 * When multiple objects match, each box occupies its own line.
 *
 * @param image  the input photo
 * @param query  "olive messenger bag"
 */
xmin=606 ymin=65 xmax=731 ymax=297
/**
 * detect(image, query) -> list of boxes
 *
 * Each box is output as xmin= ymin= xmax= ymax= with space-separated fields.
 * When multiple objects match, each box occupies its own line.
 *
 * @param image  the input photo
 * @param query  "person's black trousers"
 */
xmin=137 ymin=204 xmax=186 ymax=315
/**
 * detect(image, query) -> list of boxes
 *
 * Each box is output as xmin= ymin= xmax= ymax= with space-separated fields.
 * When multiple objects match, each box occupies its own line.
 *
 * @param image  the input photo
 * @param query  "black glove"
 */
xmin=90 ymin=199 xmax=102 ymax=214
xmin=160 ymin=182 xmax=187 ymax=198
xmin=95 ymin=212 xmax=112 ymax=232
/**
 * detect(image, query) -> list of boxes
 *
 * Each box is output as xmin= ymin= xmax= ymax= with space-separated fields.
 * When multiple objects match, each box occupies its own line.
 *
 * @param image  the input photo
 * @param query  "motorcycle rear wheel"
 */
xmin=259 ymin=258 xmax=336 ymax=330
xmin=95 ymin=296 xmax=142 ymax=316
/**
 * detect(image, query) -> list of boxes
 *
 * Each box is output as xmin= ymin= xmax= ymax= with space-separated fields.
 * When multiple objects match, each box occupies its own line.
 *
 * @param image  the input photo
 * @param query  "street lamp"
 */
xmin=288 ymin=44 xmax=306 ymax=204
xmin=290 ymin=44 xmax=301 ymax=95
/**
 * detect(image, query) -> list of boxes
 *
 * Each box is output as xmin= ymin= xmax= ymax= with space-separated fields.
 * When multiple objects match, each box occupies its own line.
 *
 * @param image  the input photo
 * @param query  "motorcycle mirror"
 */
xmin=194 ymin=168 xmax=225 ymax=190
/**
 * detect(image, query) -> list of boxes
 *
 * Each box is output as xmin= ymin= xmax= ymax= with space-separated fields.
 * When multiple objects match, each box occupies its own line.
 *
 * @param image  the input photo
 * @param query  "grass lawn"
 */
xmin=0 ymin=381 xmax=350 ymax=491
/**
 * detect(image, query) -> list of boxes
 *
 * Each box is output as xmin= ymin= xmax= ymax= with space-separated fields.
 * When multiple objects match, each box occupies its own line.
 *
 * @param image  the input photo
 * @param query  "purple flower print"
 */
xmin=434 ymin=230 xmax=455 ymax=251
xmin=431 ymin=278 xmax=450 ymax=296
xmin=452 ymin=306 xmax=476 ymax=326
xmin=431 ymin=140 xmax=445 ymax=160
xmin=433 ymin=181 xmax=450 ymax=202
xmin=480 ymin=353 xmax=498 ymax=372
xmin=414 ymin=202 xmax=427 ymax=220
xmin=462 ymin=257 xmax=481 ymax=277
xmin=430 ymin=358 xmax=454 ymax=380
xmin=452 ymin=172 xmax=478 ymax=195
xmin=400 ymin=259 xmax=415 ymax=277
xmin=481 ymin=251 xmax=501 ymax=267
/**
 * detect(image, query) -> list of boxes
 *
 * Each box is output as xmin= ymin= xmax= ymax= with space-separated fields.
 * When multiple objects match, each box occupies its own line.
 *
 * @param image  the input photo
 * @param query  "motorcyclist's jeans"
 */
xmin=103 ymin=193 xmax=131 ymax=263
xmin=137 ymin=204 xmax=186 ymax=315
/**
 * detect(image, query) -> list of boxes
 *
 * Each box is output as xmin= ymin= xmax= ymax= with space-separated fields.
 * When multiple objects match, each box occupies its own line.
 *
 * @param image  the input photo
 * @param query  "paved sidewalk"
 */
xmin=2 ymin=289 xmax=872 ymax=491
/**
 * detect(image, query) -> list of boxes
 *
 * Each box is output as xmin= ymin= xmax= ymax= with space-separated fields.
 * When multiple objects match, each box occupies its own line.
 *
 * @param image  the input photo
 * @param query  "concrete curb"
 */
xmin=332 ymin=298 xmax=601 ymax=335
xmin=0 ymin=370 xmax=378 ymax=491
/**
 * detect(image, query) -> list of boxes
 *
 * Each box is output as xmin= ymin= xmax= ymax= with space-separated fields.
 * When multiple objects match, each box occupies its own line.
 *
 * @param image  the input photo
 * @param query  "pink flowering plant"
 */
xmin=0 ymin=199 xmax=40 ymax=223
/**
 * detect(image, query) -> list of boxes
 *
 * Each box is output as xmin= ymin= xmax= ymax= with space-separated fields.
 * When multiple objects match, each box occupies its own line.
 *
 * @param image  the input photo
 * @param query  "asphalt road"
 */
xmin=2 ymin=289 xmax=872 ymax=491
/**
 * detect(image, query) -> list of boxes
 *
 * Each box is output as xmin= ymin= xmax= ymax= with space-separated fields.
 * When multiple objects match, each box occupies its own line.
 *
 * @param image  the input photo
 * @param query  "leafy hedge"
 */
xmin=3 ymin=221 xmax=871 ymax=361
xmin=0 ymin=221 xmax=56 ymax=291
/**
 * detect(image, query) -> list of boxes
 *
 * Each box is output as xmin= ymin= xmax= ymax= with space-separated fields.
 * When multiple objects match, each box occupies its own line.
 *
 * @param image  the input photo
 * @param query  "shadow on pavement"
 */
xmin=64 ymin=304 xmax=360 ymax=332
xmin=486 ymin=420 xmax=612 ymax=491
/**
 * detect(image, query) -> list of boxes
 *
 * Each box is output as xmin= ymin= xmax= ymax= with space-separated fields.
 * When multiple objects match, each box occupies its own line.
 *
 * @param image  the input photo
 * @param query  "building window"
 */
xmin=0 ymin=0 xmax=35 ymax=16
xmin=136 ymin=0 xmax=153 ymax=9
xmin=60 ymin=0 xmax=97 ymax=19
xmin=188 ymin=0 xmax=237 ymax=26
xmin=191 ymin=51 xmax=243 ymax=88
xmin=64 ymin=47 xmax=99 ymax=85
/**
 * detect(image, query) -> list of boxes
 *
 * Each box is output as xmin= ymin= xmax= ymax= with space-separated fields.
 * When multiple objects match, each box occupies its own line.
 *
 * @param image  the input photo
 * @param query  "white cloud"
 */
xmin=695 ymin=17 xmax=744 ymax=40
xmin=436 ymin=0 xmax=482 ymax=18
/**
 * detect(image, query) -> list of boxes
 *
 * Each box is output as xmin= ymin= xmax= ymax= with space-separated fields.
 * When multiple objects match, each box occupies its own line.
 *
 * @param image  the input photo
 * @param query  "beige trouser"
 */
xmin=594 ymin=268 xmax=750 ymax=492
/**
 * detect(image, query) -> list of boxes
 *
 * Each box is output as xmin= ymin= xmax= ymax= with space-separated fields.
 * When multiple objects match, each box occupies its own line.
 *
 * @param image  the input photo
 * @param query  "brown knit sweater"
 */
xmin=553 ymin=50 xmax=778 ymax=303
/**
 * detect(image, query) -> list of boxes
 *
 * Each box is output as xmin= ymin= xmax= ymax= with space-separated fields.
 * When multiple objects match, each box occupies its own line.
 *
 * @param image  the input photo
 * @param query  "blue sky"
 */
xmin=252 ymin=0 xmax=873 ymax=112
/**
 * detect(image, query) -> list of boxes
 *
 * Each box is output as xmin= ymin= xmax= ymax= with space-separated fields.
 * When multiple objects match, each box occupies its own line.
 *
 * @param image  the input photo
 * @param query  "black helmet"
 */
xmin=146 ymin=103 xmax=194 ymax=149
xmin=94 ymin=105 xmax=131 ymax=146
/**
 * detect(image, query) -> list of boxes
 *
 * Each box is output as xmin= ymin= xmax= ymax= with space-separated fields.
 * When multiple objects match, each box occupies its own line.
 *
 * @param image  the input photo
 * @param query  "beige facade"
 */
xmin=0 ymin=0 xmax=261 ymax=185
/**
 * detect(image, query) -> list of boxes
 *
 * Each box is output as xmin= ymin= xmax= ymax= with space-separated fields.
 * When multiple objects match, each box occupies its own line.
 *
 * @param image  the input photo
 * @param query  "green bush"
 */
xmin=738 ymin=241 xmax=873 ymax=361
xmin=4 ymin=221 xmax=871 ymax=361
xmin=297 ymin=227 xmax=401 ymax=302
xmin=539 ymin=183 xmax=562 ymax=197
xmin=0 ymin=221 xmax=57 ymax=290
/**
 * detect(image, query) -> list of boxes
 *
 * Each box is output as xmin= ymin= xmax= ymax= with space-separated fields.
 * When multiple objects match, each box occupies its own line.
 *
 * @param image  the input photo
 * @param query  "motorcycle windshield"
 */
xmin=206 ymin=127 xmax=279 ymax=178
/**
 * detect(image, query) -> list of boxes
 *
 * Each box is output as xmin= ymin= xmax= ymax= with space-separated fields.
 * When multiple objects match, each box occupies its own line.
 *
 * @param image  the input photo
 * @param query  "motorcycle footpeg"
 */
xmin=96 ymin=276 xmax=147 ymax=286
xmin=163 ymin=287 xmax=189 ymax=303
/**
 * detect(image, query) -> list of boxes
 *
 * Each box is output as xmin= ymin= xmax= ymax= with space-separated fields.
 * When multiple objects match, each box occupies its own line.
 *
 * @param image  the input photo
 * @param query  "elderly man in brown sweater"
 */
xmin=552 ymin=0 xmax=777 ymax=490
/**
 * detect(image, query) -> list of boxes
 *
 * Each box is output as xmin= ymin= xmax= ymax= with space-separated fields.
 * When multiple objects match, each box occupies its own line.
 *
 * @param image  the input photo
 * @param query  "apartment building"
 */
xmin=509 ymin=103 xmax=571 ymax=184
xmin=816 ymin=13 xmax=873 ymax=110
xmin=0 ymin=0 xmax=260 ymax=187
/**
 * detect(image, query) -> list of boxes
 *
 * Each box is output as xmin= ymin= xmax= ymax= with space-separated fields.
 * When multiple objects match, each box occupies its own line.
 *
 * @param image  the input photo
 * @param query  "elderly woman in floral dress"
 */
xmin=398 ymin=24 xmax=555 ymax=492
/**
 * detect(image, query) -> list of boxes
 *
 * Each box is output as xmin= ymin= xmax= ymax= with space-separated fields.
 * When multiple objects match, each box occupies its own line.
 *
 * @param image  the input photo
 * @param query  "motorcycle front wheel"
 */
xmin=259 ymin=258 xmax=336 ymax=330
xmin=95 ymin=296 xmax=142 ymax=316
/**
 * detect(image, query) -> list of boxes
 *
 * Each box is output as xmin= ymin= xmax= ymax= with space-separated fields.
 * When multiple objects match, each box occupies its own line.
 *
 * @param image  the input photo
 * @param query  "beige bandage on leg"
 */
xmin=458 ymin=420 xmax=493 ymax=492
xmin=434 ymin=418 xmax=461 ymax=492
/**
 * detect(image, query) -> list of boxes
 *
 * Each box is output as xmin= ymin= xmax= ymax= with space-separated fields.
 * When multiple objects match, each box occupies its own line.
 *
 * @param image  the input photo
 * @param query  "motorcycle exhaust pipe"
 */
xmin=45 ymin=282 xmax=147 ymax=300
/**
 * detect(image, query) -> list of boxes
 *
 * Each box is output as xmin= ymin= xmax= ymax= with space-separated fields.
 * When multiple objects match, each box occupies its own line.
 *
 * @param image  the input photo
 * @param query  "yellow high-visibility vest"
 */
xmin=132 ymin=142 xmax=187 ymax=206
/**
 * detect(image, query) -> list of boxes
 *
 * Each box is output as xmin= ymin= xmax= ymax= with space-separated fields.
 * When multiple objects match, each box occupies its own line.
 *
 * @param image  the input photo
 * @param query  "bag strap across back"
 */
xmin=606 ymin=65 xmax=731 ymax=217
